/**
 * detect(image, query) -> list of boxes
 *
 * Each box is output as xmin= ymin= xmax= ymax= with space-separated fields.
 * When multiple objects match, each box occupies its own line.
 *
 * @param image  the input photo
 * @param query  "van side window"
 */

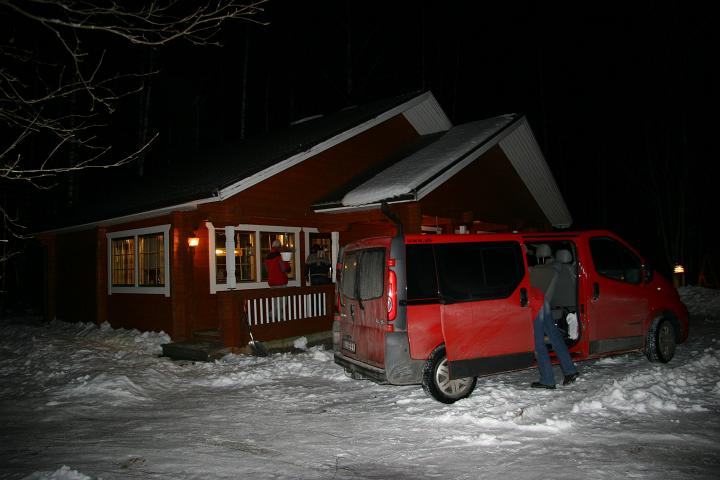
xmin=407 ymin=244 xmax=438 ymax=303
xmin=340 ymin=249 xmax=385 ymax=300
xmin=589 ymin=237 xmax=642 ymax=284
xmin=435 ymin=242 xmax=523 ymax=301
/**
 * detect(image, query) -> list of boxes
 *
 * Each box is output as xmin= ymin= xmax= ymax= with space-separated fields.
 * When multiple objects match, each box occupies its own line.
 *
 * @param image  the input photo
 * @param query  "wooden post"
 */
xmin=95 ymin=227 xmax=108 ymax=326
xmin=41 ymin=235 xmax=57 ymax=322
xmin=218 ymin=292 xmax=243 ymax=348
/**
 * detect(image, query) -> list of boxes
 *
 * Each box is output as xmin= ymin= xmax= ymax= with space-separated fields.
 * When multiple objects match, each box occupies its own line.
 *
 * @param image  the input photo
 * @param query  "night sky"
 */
xmin=4 ymin=1 xmax=719 ymax=282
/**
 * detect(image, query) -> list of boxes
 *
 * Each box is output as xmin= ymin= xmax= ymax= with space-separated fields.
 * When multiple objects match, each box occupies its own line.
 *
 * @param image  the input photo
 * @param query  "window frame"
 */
xmin=207 ymin=222 xmax=340 ymax=293
xmin=106 ymin=224 xmax=171 ymax=297
xmin=207 ymin=223 xmax=302 ymax=292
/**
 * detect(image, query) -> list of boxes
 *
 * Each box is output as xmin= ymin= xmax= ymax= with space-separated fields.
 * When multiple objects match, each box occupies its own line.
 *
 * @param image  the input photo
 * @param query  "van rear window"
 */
xmin=407 ymin=244 xmax=438 ymax=302
xmin=340 ymin=248 xmax=385 ymax=301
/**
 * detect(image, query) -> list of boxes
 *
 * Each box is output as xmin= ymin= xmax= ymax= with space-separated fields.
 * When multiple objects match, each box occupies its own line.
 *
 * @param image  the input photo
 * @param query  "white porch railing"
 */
xmin=245 ymin=291 xmax=328 ymax=326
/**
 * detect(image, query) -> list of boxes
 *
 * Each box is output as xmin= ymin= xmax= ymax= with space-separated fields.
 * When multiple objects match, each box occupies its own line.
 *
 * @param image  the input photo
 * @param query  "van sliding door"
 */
xmin=436 ymin=241 xmax=535 ymax=379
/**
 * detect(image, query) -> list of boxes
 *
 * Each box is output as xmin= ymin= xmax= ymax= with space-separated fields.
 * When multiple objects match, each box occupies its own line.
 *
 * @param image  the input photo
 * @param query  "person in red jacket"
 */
xmin=264 ymin=240 xmax=290 ymax=287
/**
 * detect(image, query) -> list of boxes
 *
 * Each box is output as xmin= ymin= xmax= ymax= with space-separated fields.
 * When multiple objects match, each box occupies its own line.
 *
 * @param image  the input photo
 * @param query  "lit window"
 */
xmin=111 ymin=237 xmax=135 ymax=286
xmin=235 ymin=231 xmax=256 ymax=282
xmin=260 ymin=232 xmax=295 ymax=281
xmin=107 ymin=225 xmax=171 ymax=296
xmin=139 ymin=233 xmax=165 ymax=286
xmin=215 ymin=230 xmax=256 ymax=284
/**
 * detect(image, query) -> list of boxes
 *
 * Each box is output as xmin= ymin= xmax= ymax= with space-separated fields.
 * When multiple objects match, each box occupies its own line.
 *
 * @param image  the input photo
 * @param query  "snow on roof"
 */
xmin=341 ymin=114 xmax=516 ymax=207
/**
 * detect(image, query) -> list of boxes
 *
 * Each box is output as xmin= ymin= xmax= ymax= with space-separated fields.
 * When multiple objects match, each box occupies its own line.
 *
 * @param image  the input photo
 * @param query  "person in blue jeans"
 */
xmin=532 ymin=300 xmax=579 ymax=389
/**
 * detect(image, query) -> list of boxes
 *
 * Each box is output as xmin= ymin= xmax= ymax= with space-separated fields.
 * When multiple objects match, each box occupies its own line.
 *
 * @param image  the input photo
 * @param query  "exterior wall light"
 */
xmin=188 ymin=235 xmax=200 ymax=248
xmin=673 ymin=263 xmax=685 ymax=288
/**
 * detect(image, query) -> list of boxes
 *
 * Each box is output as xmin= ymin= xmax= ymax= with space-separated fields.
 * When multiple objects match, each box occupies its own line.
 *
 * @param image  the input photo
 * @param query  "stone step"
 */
xmin=161 ymin=340 xmax=228 ymax=362
xmin=192 ymin=328 xmax=222 ymax=340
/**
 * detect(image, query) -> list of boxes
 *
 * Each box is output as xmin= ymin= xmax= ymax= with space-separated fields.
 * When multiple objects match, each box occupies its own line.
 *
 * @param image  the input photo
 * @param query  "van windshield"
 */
xmin=341 ymin=248 xmax=385 ymax=301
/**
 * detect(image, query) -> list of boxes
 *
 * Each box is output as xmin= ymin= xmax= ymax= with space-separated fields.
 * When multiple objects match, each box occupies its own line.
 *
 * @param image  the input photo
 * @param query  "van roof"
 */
xmin=343 ymin=230 xmax=620 ymax=250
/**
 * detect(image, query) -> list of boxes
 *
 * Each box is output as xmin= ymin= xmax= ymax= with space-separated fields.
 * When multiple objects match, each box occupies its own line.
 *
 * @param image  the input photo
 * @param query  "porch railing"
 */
xmin=241 ymin=285 xmax=334 ymax=326
xmin=218 ymin=285 xmax=335 ymax=346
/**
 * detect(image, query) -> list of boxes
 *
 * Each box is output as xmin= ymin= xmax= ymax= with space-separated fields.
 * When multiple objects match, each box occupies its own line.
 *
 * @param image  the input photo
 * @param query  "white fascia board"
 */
xmin=402 ymin=93 xmax=453 ymax=134
xmin=36 ymin=202 xmax=200 ymax=235
xmin=216 ymin=92 xmax=451 ymax=201
xmin=499 ymin=117 xmax=573 ymax=228
xmin=312 ymin=199 xmax=411 ymax=214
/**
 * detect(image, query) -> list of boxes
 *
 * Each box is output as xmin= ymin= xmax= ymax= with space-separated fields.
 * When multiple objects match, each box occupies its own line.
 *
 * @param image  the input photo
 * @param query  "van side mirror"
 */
xmin=642 ymin=263 xmax=654 ymax=283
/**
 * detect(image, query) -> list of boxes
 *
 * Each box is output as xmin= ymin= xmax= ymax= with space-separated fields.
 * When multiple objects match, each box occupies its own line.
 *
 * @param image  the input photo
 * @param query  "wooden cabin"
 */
xmin=37 ymin=91 xmax=572 ymax=353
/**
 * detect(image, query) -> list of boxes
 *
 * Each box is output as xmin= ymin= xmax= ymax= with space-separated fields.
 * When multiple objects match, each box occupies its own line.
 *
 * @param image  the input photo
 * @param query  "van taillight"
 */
xmin=387 ymin=269 xmax=397 ymax=322
xmin=335 ymin=262 xmax=343 ymax=310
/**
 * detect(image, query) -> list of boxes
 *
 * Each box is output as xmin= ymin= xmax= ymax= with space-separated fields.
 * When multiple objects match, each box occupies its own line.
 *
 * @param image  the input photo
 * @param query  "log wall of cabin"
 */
xmin=42 ymin=114 xmax=433 ymax=345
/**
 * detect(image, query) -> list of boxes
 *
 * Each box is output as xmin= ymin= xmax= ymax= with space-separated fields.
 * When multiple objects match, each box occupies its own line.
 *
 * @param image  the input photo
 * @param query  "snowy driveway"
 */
xmin=1 ymin=287 xmax=719 ymax=479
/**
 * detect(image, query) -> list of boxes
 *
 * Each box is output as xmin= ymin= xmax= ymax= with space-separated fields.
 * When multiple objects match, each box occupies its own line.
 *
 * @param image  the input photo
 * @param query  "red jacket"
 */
xmin=264 ymin=248 xmax=290 ymax=286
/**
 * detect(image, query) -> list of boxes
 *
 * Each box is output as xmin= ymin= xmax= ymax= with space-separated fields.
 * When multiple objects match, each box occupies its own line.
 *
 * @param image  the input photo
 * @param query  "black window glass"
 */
xmin=358 ymin=249 xmax=385 ymax=300
xmin=407 ymin=245 xmax=438 ymax=302
xmin=340 ymin=251 xmax=359 ymax=298
xmin=483 ymin=246 xmax=522 ymax=287
xmin=589 ymin=237 xmax=642 ymax=284
xmin=340 ymin=248 xmax=385 ymax=300
xmin=435 ymin=242 xmax=523 ymax=302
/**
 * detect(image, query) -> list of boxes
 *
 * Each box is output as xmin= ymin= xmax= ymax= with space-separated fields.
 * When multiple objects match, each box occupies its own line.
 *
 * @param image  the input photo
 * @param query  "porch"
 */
xmin=163 ymin=284 xmax=335 ymax=361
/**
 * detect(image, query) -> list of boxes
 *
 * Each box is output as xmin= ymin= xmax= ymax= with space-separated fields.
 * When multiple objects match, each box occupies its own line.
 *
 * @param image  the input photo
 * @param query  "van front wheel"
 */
xmin=645 ymin=317 xmax=676 ymax=363
xmin=422 ymin=345 xmax=476 ymax=404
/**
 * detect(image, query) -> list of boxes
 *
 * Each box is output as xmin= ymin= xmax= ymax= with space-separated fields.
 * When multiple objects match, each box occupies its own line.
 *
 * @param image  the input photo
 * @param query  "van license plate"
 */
xmin=342 ymin=339 xmax=356 ymax=353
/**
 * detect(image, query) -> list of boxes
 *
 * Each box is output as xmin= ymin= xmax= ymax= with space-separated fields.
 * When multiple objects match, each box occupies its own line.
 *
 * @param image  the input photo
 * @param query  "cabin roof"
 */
xmin=44 ymin=91 xmax=450 ymax=231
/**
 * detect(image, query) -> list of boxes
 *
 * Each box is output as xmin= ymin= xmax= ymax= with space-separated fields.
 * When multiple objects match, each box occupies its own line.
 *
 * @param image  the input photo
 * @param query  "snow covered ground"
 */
xmin=1 ymin=287 xmax=719 ymax=480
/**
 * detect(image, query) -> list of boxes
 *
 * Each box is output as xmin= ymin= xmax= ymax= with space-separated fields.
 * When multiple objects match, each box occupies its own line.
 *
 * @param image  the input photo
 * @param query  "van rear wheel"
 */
xmin=422 ymin=345 xmax=476 ymax=404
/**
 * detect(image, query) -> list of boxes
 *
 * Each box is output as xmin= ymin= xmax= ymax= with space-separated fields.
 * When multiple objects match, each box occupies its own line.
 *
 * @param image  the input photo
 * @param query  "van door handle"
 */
xmin=592 ymin=282 xmax=600 ymax=301
xmin=520 ymin=287 xmax=528 ymax=307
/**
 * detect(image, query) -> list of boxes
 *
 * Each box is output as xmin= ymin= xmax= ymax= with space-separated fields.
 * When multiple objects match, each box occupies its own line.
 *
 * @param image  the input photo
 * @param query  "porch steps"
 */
xmin=192 ymin=328 xmax=222 ymax=341
xmin=161 ymin=339 xmax=229 ymax=362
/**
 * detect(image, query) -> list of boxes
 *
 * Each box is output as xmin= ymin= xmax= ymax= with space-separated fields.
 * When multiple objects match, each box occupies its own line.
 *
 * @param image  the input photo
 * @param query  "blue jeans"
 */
xmin=534 ymin=301 xmax=577 ymax=385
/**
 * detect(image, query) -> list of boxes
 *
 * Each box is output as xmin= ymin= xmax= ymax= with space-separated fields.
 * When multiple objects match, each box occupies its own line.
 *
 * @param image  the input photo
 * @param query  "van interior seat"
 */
xmin=550 ymin=248 xmax=577 ymax=320
xmin=534 ymin=243 xmax=554 ymax=264
xmin=529 ymin=244 xmax=560 ymax=304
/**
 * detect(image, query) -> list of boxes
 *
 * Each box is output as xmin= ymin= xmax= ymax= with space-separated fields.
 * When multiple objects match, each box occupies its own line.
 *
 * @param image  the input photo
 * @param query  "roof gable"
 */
xmin=314 ymin=114 xmax=572 ymax=229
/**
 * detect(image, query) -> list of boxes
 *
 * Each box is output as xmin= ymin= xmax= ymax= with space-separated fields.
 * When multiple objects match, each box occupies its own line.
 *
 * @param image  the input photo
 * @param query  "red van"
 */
xmin=333 ymin=230 xmax=689 ymax=403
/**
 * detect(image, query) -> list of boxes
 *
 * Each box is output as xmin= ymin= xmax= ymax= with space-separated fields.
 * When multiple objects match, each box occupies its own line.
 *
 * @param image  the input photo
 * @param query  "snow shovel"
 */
xmin=248 ymin=329 xmax=268 ymax=357
xmin=244 ymin=305 xmax=268 ymax=357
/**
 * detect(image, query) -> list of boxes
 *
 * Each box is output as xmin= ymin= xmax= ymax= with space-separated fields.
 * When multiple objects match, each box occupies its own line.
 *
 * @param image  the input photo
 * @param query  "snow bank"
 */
xmin=22 ymin=465 xmax=92 ymax=480
xmin=679 ymin=286 xmax=720 ymax=318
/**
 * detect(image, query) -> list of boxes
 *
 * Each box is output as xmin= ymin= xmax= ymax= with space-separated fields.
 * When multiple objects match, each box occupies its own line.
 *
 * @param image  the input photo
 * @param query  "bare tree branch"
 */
xmin=1 ymin=0 xmax=267 ymax=184
xmin=0 ymin=0 xmax=268 ymax=264
xmin=1 ymin=0 xmax=268 ymax=46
